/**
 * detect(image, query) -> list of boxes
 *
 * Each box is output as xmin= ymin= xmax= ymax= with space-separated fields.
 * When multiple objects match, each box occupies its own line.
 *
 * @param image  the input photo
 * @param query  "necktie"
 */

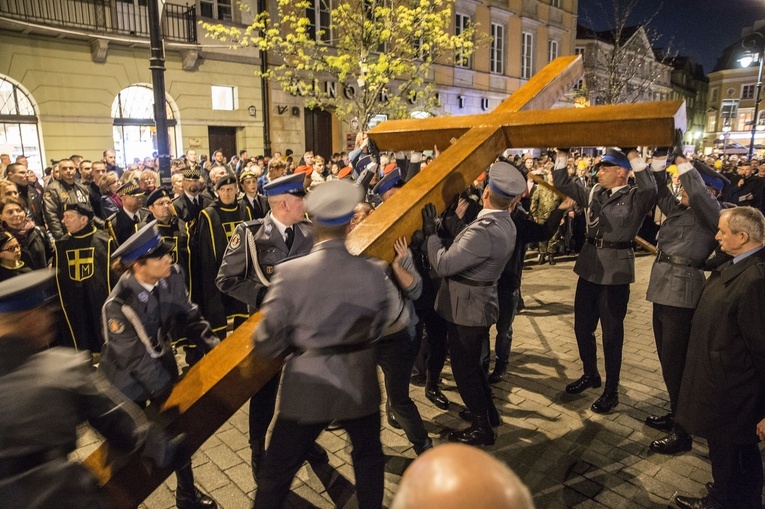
xmin=285 ymin=227 xmax=294 ymax=251
xmin=133 ymin=214 xmax=140 ymax=225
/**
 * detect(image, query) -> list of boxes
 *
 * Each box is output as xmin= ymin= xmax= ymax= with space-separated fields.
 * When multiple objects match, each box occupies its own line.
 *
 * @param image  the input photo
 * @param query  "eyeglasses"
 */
xmin=2 ymin=244 xmax=21 ymax=252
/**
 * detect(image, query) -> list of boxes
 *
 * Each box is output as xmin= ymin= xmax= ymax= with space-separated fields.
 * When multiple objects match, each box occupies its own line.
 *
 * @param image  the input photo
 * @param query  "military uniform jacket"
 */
xmin=553 ymin=166 xmax=657 ymax=285
xmin=54 ymin=226 xmax=116 ymax=352
xmin=427 ymin=209 xmax=517 ymax=327
xmin=254 ymin=239 xmax=390 ymax=423
xmin=216 ymin=213 xmax=314 ymax=312
xmin=191 ymin=201 xmax=251 ymax=336
xmin=141 ymin=216 xmax=192 ymax=294
xmin=43 ymin=179 xmax=92 ymax=240
xmin=646 ymin=168 xmax=721 ymax=309
xmin=99 ymin=266 xmax=219 ymax=402
xmin=530 ymin=185 xmax=561 ymax=221
xmin=0 ymin=340 xmax=150 ymax=509
xmin=107 ymin=208 xmax=151 ymax=246
xmin=676 ymin=248 xmax=765 ymax=442
xmin=239 ymin=194 xmax=270 ymax=220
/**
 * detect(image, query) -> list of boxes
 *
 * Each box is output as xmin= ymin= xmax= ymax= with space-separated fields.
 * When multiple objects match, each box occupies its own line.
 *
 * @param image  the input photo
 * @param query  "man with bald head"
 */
xmin=391 ymin=444 xmax=535 ymax=509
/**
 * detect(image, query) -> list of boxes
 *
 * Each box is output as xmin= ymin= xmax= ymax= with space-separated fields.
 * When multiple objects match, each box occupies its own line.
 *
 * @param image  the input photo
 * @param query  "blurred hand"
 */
xmin=393 ymin=237 xmax=408 ymax=266
xmin=455 ymin=198 xmax=469 ymax=219
xmin=757 ymin=418 xmax=765 ymax=442
xmin=422 ymin=203 xmax=438 ymax=237
xmin=558 ymin=197 xmax=576 ymax=210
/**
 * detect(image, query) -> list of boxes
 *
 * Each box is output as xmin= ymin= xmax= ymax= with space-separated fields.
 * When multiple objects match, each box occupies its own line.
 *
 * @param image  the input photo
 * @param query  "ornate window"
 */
xmin=0 ymin=77 xmax=43 ymax=174
xmin=111 ymin=85 xmax=180 ymax=167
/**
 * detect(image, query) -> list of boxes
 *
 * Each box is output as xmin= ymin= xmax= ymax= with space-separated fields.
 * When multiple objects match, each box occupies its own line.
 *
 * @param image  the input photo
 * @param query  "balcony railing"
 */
xmin=0 ymin=0 xmax=197 ymax=43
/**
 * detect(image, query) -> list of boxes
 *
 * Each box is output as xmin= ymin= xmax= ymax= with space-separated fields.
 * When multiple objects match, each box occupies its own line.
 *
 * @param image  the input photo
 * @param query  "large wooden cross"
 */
xmin=84 ymin=55 xmax=684 ymax=507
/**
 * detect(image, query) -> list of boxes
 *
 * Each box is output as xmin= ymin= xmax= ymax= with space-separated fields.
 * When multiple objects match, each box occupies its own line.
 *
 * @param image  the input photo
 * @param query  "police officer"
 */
xmin=421 ymin=161 xmax=527 ymax=446
xmin=553 ymin=148 xmax=658 ymax=413
xmin=0 ymin=270 xmax=176 ymax=509
xmin=644 ymin=155 xmax=726 ymax=455
xmin=253 ymin=180 xmax=391 ymax=509
xmin=106 ymin=179 xmax=150 ymax=246
xmin=98 ymin=221 xmax=219 ymax=509
xmin=216 ymin=173 xmax=324 ymax=481
xmin=55 ymin=202 xmax=116 ymax=353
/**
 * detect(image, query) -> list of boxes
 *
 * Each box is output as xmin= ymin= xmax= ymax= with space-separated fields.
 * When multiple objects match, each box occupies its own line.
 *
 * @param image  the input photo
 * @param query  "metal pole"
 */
xmin=749 ymin=51 xmax=764 ymax=161
xmin=258 ymin=0 xmax=272 ymax=157
xmin=148 ymin=0 xmax=171 ymax=184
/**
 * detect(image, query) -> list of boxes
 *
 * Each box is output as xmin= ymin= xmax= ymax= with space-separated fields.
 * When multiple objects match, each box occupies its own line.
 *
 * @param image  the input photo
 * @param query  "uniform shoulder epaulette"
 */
xmin=479 ymin=216 xmax=497 ymax=227
xmin=243 ymin=218 xmax=264 ymax=229
xmin=111 ymin=285 xmax=132 ymax=306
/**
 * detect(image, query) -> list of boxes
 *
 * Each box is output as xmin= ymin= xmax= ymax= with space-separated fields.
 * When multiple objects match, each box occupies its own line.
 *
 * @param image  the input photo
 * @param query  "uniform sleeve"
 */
xmin=653 ymin=170 xmax=681 ymax=217
xmin=102 ymin=301 xmax=174 ymax=399
xmin=76 ymin=363 xmax=151 ymax=453
xmin=552 ymin=167 xmax=589 ymax=207
xmin=253 ymin=270 xmax=293 ymax=358
xmin=677 ymin=163 xmax=722 ymax=234
xmin=216 ymin=223 xmax=266 ymax=308
xmin=633 ymin=165 xmax=658 ymax=216
xmin=172 ymin=269 xmax=220 ymax=352
xmin=43 ymin=187 xmax=66 ymax=240
xmin=426 ymin=224 xmax=490 ymax=277
xmin=397 ymin=250 xmax=422 ymax=301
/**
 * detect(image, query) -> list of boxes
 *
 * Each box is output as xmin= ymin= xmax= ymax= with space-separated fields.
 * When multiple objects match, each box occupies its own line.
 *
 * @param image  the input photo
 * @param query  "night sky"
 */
xmin=578 ymin=0 xmax=765 ymax=74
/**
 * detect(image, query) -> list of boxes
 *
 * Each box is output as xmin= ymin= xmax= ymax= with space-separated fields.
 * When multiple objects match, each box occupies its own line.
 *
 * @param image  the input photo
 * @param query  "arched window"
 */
xmin=0 ymin=77 xmax=44 ymax=175
xmin=111 ymin=85 xmax=181 ymax=167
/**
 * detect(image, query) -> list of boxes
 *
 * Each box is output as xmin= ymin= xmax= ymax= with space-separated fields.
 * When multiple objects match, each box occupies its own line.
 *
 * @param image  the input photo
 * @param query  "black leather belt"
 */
xmin=587 ymin=237 xmax=632 ymax=249
xmin=656 ymin=250 xmax=702 ymax=269
xmin=0 ymin=450 xmax=62 ymax=477
xmin=451 ymin=274 xmax=495 ymax=287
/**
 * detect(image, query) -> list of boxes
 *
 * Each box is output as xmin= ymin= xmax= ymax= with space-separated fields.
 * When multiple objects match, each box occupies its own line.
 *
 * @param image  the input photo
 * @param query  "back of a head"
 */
xmin=391 ymin=444 xmax=535 ymax=509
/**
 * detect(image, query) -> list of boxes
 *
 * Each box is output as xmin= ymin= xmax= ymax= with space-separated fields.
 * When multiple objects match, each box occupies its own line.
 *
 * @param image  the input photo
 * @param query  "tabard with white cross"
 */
xmin=84 ymin=55 xmax=686 ymax=507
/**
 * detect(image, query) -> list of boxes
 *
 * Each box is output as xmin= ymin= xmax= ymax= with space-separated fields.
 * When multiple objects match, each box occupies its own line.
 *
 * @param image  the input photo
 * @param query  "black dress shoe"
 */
xmin=448 ymin=416 xmax=496 ymax=446
xmin=387 ymin=410 xmax=402 ymax=429
xmin=488 ymin=364 xmax=507 ymax=384
xmin=591 ymin=391 xmax=618 ymax=414
xmin=410 ymin=373 xmax=426 ymax=386
xmin=458 ymin=408 xmax=501 ymax=428
xmin=306 ymin=442 xmax=330 ymax=464
xmin=565 ymin=374 xmax=602 ymax=394
xmin=177 ymin=488 xmax=217 ymax=509
xmin=537 ymin=253 xmax=546 ymax=264
xmin=649 ymin=430 xmax=692 ymax=455
xmin=675 ymin=495 xmax=717 ymax=509
xmin=414 ymin=437 xmax=433 ymax=455
xmin=644 ymin=412 xmax=674 ymax=431
xmin=425 ymin=387 xmax=449 ymax=410
xmin=548 ymin=254 xmax=556 ymax=265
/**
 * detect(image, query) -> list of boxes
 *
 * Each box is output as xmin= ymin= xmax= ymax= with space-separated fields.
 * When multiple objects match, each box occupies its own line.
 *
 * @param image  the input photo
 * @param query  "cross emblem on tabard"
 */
xmin=84 ymin=55 xmax=685 ymax=507
xmin=66 ymin=247 xmax=95 ymax=282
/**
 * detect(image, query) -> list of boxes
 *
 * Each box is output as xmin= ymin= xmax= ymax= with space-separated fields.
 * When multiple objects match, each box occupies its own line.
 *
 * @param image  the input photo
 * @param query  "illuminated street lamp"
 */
xmin=738 ymin=32 xmax=765 ymax=161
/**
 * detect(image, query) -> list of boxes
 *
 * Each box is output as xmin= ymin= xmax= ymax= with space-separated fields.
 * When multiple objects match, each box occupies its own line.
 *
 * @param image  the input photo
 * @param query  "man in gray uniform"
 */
xmin=253 ymin=180 xmax=391 ymax=509
xmin=0 ymin=270 xmax=176 ymax=509
xmin=216 ymin=172 xmax=325 ymax=481
xmin=644 ymin=155 xmax=725 ymax=455
xmin=553 ymin=148 xmax=657 ymax=413
xmin=422 ymin=161 xmax=527 ymax=446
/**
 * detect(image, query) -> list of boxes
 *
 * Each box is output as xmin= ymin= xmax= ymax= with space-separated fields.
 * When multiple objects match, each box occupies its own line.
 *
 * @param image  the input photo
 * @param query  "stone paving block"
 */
xmin=210 ymin=482 xmax=251 ymax=509
xmin=217 ymin=426 xmax=251 ymax=453
xmin=206 ymin=443 xmax=245 ymax=471
xmin=225 ymin=462 xmax=256 ymax=494
xmin=193 ymin=459 xmax=233 ymax=494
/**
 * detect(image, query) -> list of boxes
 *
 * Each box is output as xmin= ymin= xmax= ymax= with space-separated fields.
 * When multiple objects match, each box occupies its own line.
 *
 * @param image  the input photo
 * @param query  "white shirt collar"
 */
xmin=270 ymin=214 xmax=289 ymax=240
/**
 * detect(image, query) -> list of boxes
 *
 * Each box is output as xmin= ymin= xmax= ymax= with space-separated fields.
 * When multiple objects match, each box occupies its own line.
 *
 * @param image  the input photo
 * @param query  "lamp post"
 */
xmin=739 ymin=32 xmax=765 ymax=161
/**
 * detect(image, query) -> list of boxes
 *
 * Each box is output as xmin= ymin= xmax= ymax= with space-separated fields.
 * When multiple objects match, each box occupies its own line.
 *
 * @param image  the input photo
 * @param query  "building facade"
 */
xmin=666 ymin=56 xmax=708 ymax=153
xmin=574 ymin=25 xmax=672 ymax=107
xmin=702 ymin=21 xmax=765 ymax=157
xmin=0 ymin=0 xmax=265 ymax=175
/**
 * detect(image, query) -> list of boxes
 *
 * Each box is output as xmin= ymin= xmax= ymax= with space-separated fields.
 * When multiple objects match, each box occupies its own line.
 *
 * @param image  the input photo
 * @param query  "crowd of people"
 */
xmin=0 ymin=136 xmax=764 ymax=509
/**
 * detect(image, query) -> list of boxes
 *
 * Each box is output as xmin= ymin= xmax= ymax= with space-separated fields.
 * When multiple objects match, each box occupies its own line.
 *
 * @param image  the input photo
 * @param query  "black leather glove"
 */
xmin=410 ymin=230 xmax=425 ymax=250
xmin=672 ymin=128 xmax=685 ymax=160
xmin=652 ymin=146 xmax=670 ymax=158
xmin=366 ymin=137 xmax=381 ymax=164
xmin=421 ymin=203 xmax=438 ymax=237
xmin=143 ymin=426 xmax=186 ymax=469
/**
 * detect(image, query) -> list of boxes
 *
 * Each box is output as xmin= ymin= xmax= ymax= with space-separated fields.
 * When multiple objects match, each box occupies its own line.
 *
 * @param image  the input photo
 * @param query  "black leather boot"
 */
xmin=448 ymin=414 xmax=496 ymax=446
xmin=488 ymin=363 xmax=507 ymax=384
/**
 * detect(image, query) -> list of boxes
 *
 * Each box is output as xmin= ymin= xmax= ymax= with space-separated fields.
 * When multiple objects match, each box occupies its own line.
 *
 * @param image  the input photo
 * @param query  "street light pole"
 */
xmin=148 ymin=0 xmax=171 ymax=184
xmin=740 ymin=32 xmax=765 ymax=161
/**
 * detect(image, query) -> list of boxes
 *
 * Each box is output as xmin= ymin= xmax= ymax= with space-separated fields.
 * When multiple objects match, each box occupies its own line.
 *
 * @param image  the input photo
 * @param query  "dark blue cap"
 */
xmin=111 ymin=220 xmax=172 ymax=263
xmin=372 ymin=168 xmax=403 ymax=196
xmin=146 ymin=187 xmax=172 ymax=207
xmin=596 ymin=148 xmax=631 ymax=170
xmin=486 ymin=162 xmax=527 ymax=198
xmin=264 ymin=173 xmax=306 ymax=197
xmin=0 ymin=269 xmax=56 ymax=313
xmin=215 ymin=175 xmax=238 ymax=190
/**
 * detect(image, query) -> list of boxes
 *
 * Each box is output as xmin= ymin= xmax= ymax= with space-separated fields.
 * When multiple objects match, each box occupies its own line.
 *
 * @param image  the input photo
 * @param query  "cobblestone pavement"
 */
xmin=74 ymin=253 xmax=764 ymax=508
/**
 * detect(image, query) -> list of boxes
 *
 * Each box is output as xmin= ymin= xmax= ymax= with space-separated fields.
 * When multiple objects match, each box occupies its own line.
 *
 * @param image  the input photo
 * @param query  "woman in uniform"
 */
xmin=98 ymin=221 xmax=219 ymax=509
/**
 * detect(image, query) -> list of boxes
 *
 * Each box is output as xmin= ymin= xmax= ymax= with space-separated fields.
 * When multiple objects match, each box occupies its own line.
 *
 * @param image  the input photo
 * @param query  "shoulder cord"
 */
xmin=246 ymin=226 xmax=271 ymax=288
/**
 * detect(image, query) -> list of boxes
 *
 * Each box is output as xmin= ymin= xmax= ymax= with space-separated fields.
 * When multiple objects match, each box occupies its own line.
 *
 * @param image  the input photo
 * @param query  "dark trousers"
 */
xmin=652 ymin=303 xmax=694 ymax=415
xmin=377 ymin=328 xmax=430 ymax=452
xmin=707 ymin=435 xmax=763 ymax=508
xmin=413 ymin=307 xmax=448 ymax=389
xmin=249 ymin=371 xmax=280 ymax=452
xmin=573 ymin=278 xmax=630 ymax=391
xmin=492 ymin=279 xmax=520 ymax=369
xmin=254 ymin=412 xmax=384 ymax=509
xmin=447 ymin=322 xmax=498 ymax=420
